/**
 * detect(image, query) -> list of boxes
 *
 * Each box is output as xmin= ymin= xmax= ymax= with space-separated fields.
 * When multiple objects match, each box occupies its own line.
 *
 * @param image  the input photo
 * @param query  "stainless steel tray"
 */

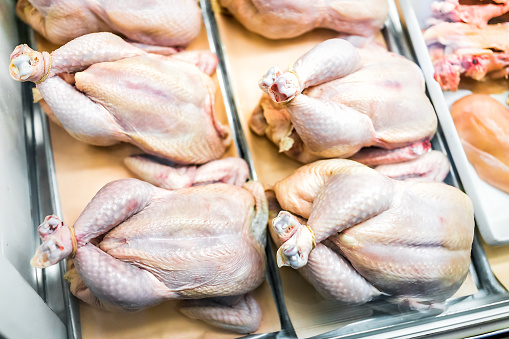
xmin=21 ymin=0 xmax=509 ymax=338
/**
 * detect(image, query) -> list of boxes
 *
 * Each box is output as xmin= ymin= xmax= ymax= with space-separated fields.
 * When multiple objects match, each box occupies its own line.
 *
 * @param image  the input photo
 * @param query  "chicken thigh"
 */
xmin=17 ymin=0 xmax=202 ymax=46
xmin=31 ymin=162 xmax=268 ymax=333
xmin=218 ymin=0 xmax=388 ymax=39
xmin=270 ymin=160 xmax=474 ymax=310
xmin=252 ymin=39 xmax=440 ymax=173
xmin=9 ymin=33 xmax=230 ymax=164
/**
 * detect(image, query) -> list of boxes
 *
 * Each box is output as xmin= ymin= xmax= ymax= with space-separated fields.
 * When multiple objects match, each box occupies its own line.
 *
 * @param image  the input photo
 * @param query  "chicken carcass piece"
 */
xmin=424 ymin=22 xmax=509 ymax=91
xmin=252 ymin=39 xmax=439 ymax=170
xmin=271 ymin=159 xmax=474 ymax=310
xmin=430 ymin=0 xmax=509 ymax=26
xmin=30 ymin=166 xmax=268 ymax=333
xmin=124 ymin=156 xmax=250 ymax=190
xmin=218 ymin=0 xmax=388 ymax=39
xmin=16 ymin=0 xmax=201 ymax=47
xmin=9 ymin=33 xmax=230 ymax=165
xmin=450 ymin=94 xmax=509 ymax=193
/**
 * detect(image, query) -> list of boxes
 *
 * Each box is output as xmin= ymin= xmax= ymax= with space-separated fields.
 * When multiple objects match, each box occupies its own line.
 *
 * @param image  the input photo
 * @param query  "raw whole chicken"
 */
xmin=9 ymin=33 xmax=231 ymax=164
xmin=251 ymin=38 xmax=441 ymax=173
xmin=218 ymin=0 xmax=388 ymax=39
xmin=430 ymin=0 xmax=509 ymax=26
xmin=30 ymin=159 xmax=268 ymax=333
xmin=424 ymin=22 xmax=509 ymax=91
xmin=16 ymin=0 xmax=202 ymax=47
xmin=270 ymin=159 xmax=474 ymax=310
xmin=450 ymin=94 xmax=509 ymax=193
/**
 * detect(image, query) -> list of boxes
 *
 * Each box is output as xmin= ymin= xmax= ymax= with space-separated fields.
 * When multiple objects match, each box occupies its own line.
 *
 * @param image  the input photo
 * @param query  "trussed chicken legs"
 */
xmin=270 ymin=159 xmax=474 ymax=310
xmin=31 ymin=160 xmax=268 ymax=333
xmin=252 ymin=38 xmax=441 ymax=176
xmin=9 ymin=33 xmax=230 ymax=164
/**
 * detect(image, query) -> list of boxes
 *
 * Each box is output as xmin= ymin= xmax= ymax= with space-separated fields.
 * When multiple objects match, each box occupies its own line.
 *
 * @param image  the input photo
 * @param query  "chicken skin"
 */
xmin=31 ymin=161 xmax=268 ymax=333
xmin=218 ymin=0 xmax=388 ymax=39
xmin=9 ymin=33 xmax=230 ymax=164
xmin=270 ymin=159 xmax=474 ymax=310
xmin=16 ymin=0 xmax=202 ymax=47
xmin=251 ymin=38 xmax=440 ymax=175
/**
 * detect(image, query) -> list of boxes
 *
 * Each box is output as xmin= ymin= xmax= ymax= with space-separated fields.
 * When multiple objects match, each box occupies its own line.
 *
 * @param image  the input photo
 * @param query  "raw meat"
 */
xmin=9 ymin=33 xmax=230 ymax=164
xmin=424 ymin=22 xmax=509 ymax=91
xmin=430 ymin=0 xmax=509 ymax=26
xmin=16 ymin=0 xmax=202 ymax=46
xmin=218 ymin=0 xmax=388 ymax=39
xmin=31 ymin=161 xmax=268 ymax=333
xmin=450 ymin=94 xmax=509 ymax=193
xmin=251 ymin=38 xmax=440 ymax=174
xmin=270 ymin=159 xmax=474 ymax=310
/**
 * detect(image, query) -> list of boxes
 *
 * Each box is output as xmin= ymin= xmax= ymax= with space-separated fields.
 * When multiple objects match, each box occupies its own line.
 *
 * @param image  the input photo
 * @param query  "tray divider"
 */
xmin=199 ymin=1 xmax=297 ymax=337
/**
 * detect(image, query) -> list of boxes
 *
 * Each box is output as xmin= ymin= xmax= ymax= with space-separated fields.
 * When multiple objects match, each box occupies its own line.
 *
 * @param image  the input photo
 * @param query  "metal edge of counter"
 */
xmin=17 ymin=17 xmax=82 ymax=339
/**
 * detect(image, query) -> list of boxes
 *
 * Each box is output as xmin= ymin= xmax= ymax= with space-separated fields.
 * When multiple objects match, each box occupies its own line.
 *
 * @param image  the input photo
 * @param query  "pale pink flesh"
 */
xmin=217 ymin=0 xmax=388 ymax=39
xmin=424 ymin=22 xmax=509 ymax=91
xmin=124 ymin=156 xmax=250 ymax=190
xmin=299 ymin=243 xmax=381 ymax=304
xmin=32 ymin=178 xmax=267 ymax=333
xmin=430 ymin=0 xmax=509 ymax=26
xmin=17 ymin=0 xmax=202 ymax=46
xmin=252 ymin=39 xmax=437 ymax=163
xmin=9 ymin=32 xmax=230 ymax=164
xmin=350 ymin=140 xmax=432 ymax=166
xmin=263 ymin=39 xmax=362 ymax=103
xmin=374 ymin=150 xmax=451 ymax=182
xmin=272 ymin=159 xmax=474 ymax=307
xmin=180 ymin=294 xmax=262 ymax=333
xmin=73 ymin=244 xmax=172 ymax=311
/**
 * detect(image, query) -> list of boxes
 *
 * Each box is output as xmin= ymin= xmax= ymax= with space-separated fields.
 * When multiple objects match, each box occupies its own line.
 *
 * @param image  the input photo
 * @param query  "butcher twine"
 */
xmin=68 ymin=225 xmax=78 ymax=258
xmin=305 ymin=224 xmax=316 ymax=250
xmin=35 ymin=53 xmax=52 ymax=85
xmin=287 ymin=64 xmax=300 ymax=88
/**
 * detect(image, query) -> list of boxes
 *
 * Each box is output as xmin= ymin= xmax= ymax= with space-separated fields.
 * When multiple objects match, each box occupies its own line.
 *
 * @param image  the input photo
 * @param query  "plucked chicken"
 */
xmin=218 ymin=0 xmax=388 ymax=39
xmin=424 ymin=22 xmax=509 ymax=91
xmin=30 ymin=160 xmax=268 ymax=333
xmin=450 ymin=94 xmax=509 ymax=193
xmin=270 ymin=159 xmax=474 ymax=310
xmin=16 ymin=0 xmax=202 ymax=46
xmin=430 ymin=0 xmax=509 ymax=26
xmin=251 ymin=38 xmax=442 ymax=175
xmin=9 ymin=33 xmax=230 ymax=164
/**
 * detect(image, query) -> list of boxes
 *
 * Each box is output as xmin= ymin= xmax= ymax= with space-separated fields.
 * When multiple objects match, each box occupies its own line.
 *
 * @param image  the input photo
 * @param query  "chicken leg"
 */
xmin=10 ymin=33 xmax=230 ymax=164
xmin=271 ymin=159 xmax=474 ymax=309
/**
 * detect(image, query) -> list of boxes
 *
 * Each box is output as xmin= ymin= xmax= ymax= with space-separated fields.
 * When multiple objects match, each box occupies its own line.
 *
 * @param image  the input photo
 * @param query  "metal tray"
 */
xmin=202 ymin=0 xmax=509 ymax=337
xmin=398 ymin=0 xmax=509 ymax=246
xmin=21 ymin=0 xmax=509 ymax=338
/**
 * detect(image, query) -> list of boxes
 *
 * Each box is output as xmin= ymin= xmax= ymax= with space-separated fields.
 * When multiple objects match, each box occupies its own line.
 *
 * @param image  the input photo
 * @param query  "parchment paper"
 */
xmin=41 ymin=26 xmax=280 ymax=338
